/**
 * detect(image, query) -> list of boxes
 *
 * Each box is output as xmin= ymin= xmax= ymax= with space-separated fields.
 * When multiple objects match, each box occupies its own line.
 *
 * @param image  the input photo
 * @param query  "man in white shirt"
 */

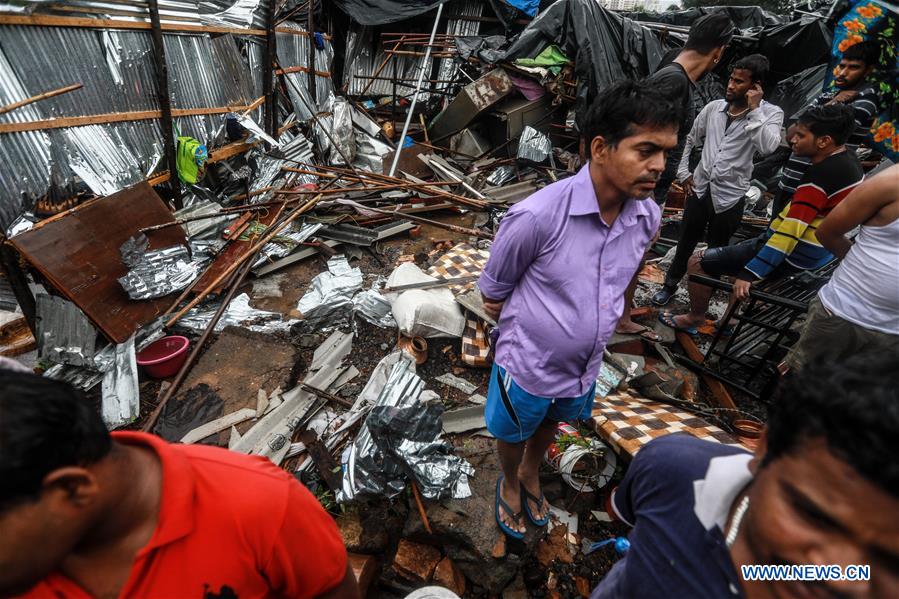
xmin=652 ymin=54 xmax=784 ymax=306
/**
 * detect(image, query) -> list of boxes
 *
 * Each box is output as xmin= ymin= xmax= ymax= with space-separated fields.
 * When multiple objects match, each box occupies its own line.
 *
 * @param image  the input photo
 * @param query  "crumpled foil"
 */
xmin=177 ymin=293 xmax=299 ymax=334
xmin=100 ymin=335 xmax=139 ymax=428
xmin=296 ymin=255 xmax=363 ymax=331
xmin=517 ymin=126 xmax=553 ymax=163
xmin=175 ymin=200 xmax=230 ymax=240
xmin=486 ymin=165 xmax=515 ymax=186
xmin=252 ymin=222 xmax=323 ymax=269
xmin=118 ymin=245 xmax=208 ymax=300
xmin=340 ymin=357 xmax=474 ymax=501
xmin=353 ymin=289 xmax=397 ymax=329
xmin=316 ymin=94 xmax=356 ymax=166
xmin=120 ymin=233 xmax=150 ymax=268
xmin=353 ymin=132 xmax=393 ymax=174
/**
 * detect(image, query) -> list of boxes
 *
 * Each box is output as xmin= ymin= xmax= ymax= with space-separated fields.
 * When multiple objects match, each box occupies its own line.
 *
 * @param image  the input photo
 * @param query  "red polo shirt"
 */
xmin=19 ymin=432 xmax=347 ymax=599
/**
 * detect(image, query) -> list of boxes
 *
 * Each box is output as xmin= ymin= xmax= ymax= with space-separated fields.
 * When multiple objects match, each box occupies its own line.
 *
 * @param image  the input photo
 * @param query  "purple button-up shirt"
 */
xmin=479 ymin=165 xmax=660 ymax=398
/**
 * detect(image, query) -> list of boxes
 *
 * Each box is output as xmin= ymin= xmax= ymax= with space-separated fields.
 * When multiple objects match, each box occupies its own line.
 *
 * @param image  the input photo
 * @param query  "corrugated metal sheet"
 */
xmin=344 ymin=25 xmax=424 ymax=97
xmin=0 ymin=17 xmax=330 ymax=228
xmin=435 ymin=0 xmax=481 ymax=93
xmin=277 ymin=22 xmax=334 ymax=117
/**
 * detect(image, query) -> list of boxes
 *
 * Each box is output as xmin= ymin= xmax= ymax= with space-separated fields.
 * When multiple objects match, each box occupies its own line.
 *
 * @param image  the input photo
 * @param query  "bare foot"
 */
xmin=518 ymin=470 xmax=548 ymax=521
xmin=499 ymin=478 xmax=525 ymax=534
xmin=670 ymin=313 xmax=703 ymax=329
xmin=616 ymin=320 xmax=661 ymax=341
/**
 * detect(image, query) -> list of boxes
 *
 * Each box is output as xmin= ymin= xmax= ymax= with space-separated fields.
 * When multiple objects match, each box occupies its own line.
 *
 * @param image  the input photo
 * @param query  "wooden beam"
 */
xmin=148 ymin=0 xmax=181 ymax=208
xmin=274 ymin=65 xmax=332 ymax=78
xmin=676 ymin=332 xmax=738 ymax=411
xmin=0 ymin=105 xmax=251 ymax=134
xmin=263 ymin=0 xmax=277 ymax=139
xmin=0 ymin=83 xmax=83 ymax=116
xmin=0 ymin=14 xmax=332 ymax=38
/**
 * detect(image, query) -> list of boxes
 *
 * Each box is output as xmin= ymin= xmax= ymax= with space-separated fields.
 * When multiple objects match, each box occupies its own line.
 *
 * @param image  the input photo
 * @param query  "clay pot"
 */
xmin=397 ymin=335 xmax=428 ymax=365
xmin=732 ymin=419 xmax=764 ymax=450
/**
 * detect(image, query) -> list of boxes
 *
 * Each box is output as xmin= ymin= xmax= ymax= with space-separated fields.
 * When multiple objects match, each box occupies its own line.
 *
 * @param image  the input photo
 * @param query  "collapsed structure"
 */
xmin=1 ymin=0 xmax=897 ymax=596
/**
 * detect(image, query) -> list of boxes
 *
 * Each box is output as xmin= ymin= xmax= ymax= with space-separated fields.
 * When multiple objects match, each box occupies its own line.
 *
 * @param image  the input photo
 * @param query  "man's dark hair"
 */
xmin=763 ymin=352 xmax=899 ymax=498
xmin=684 ymin=12 xmax=735 ymax=54
xmin=732 ymin=54 xmax=769 ymax=83
xmin=796 ymin=103 xmax=856 ymax=146
xmin=842 ymin=40 xmax=880 ymax=66
xmin=0 ymin=372 xmax=111 ymax=509
xmin=585 ymin=80 xmax=682 ymax=153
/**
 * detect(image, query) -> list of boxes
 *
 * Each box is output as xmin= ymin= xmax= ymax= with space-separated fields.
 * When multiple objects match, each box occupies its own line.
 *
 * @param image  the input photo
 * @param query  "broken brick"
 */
xmin=348 ymin=553 xmax=379 ymax=598
xmin=392 ymin=538 xmax=441 ymax=583
xmin=433 ymin=557 xmax=466 ymax=597
xmin=576 ymin=576 xmax=592 ymax=597
xmin=536 ymin=525 xmax=575 ymax=567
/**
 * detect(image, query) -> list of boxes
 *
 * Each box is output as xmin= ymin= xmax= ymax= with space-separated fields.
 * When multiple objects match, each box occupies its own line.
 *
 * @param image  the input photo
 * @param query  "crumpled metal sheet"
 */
xmin=296 ymin=255 xmax=363 ymax=331
xmin=353 ymin=288 xmax=397 ymax=329
xmin=118 ymin=245 xmax=209 ymax=300
xmin=353 ymin=131 xmax=393 ymax=174
xmin=277 ymin=23 xmax=335 ymax=113
xmin=175 ymin=200 xmax=230 ymax=240
xmin=236 ymin=112 xmax=280 ymax=147
xmin=120 ymin=233 xmax=150 ymax=268
xmin=252 ymin=222 xmax=323 ymax=269
xmin=101 ymin=335 xmax=140 ymax=428
xmin=5 ymin=212 xmax=37 ymax=237
xmin=340 ymin=357 xmax=474 ymax=501
xmin=35 ymin=293 xmax=97 ymax=368
xmin=248 ymin=132 xmax=316 ymax=202
xmin=315 ymin=93 xmax=356 ymax=166
xmin=517 ymin=126 xmax=553 ymax=162
xmin=199 ymin=0 xmax=266 ymax=30
xmin=486 ymin=165 xmax=515 ymax=186
xmin=178 ymin=293 xmax=299 ymax=334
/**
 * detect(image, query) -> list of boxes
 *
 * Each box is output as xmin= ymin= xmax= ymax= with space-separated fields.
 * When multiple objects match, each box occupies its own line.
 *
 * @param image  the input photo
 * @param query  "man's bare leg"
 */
xmin=670 ymin=251 xmax=713 ymax=328
xmin=496 ymin=439 xmax=527 ymax=534
xmin=518 ymin=420 xmax=557 ymax=520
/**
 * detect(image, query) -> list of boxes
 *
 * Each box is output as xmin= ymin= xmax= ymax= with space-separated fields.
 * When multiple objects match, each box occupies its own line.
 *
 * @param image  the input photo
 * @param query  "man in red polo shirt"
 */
xmin=0 ymin=371 xmax=359 ymax=599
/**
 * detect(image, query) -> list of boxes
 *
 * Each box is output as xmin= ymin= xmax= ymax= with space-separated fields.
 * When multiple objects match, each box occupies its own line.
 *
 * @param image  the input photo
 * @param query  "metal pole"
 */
xmin=388 ymin=2 xmax=443 ymax=177
xmin=147 ymin=0 xmax=182 ymax=209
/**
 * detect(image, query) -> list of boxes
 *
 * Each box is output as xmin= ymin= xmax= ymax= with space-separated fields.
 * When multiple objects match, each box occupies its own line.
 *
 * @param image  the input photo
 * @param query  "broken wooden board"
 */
xmin=9 ymin=182 xmax=186 ymax=343
xmin=191 ymin=203 xmax=284 ymax=295
xmin=0 ymin=314 xmax=36 ymax=356
xmin=676 ymin=332 xmax=738 ymax=410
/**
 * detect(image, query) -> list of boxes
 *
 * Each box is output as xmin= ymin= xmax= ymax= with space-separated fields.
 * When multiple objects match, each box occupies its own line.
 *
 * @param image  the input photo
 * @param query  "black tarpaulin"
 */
xmin=504 ymin=0 xmax=666 ymax=131
xmin=757 ymin=17 xmax=833 ymax=82
xmin=624 ymin=6 xmax=786 ymax=29
xmin=331 ymin=0 xmax=449 ymax=26
xmin=767 ymin=64 xmax=828 ymax=121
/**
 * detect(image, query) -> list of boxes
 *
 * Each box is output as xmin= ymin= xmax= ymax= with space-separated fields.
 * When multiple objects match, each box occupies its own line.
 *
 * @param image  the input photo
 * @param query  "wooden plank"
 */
xmin=275 ymin=65 xmax=332 ymax=78
xmin=676 ymin=332 xmax=738 ymax=410
xmin=0 ymin=14 xmax=331 ymax=38
xmin=180 ymin=408 xmax=257 ymax=444
xmin=0 ymin=105 xmax=251 ymax=134
xmin=9 ymin=182 xmax=187 ymax=343
xmin=191 ymin=203 xmax=284 ymax=295
xmin=0 ymin=83 xmax=83 ymax=116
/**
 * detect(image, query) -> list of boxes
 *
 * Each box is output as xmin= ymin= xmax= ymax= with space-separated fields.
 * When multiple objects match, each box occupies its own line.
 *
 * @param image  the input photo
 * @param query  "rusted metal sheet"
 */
xmin=428 ymin=68 xmax=514 ymax=141
xmin=9 ymin=182 xmax=186 ymax=343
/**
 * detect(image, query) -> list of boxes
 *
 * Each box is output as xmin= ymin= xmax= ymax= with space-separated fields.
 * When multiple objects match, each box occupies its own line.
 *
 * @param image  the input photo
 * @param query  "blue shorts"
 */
xmin=485 ymin=363 xmax=596 ymax=443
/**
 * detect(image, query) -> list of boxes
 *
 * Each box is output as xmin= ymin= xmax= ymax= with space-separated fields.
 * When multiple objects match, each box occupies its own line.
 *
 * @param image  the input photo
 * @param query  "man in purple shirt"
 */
xmin=479 ymin=80 xmax=681 ymax=538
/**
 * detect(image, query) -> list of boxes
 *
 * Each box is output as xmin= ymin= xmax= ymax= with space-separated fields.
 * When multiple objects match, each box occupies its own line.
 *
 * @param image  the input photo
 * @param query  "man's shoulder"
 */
xmin=804 ymin=151 xmax=864 ymax=191
xmin=634 ymin=433 xmax=748 ymax=481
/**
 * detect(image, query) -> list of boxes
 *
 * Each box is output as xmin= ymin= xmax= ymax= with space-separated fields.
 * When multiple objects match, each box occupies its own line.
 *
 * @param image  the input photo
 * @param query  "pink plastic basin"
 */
xmin=137 ymin=336 xmax=189 ymax=378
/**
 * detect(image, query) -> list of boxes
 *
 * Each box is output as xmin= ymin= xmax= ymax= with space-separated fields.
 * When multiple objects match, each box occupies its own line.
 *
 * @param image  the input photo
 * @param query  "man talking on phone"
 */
xmin=653 ymin=55 xmax=784 ymax=307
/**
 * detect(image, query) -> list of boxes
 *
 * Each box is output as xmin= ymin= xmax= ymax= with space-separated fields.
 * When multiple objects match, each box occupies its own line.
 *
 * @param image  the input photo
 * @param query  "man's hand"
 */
xmin=747 ymin=83 xmax=763 ymax=111
xmin=731 ymin=278 xmax=753 ymax=302
xmin=681 ymin=175 xmax=694 ymax=198
xmin=482 ymin=295 xmax=505 ymax=322
xmin=829 ymin=89 xmax=859 ymax=104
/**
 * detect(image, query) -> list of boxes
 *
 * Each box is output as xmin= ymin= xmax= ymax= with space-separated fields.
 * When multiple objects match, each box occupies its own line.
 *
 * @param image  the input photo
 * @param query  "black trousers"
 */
xmin=665 ymin=190 xmax=745 ymax=287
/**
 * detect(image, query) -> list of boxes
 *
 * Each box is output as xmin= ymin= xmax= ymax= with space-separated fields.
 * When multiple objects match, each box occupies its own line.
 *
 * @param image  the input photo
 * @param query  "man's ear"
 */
xmin=748 ymin=428 xmax=768 ymax=475
xmin=590 ymin=135 xmax=609 ymax=164
xmin=42 ymin=467 xmax=100 ymax=508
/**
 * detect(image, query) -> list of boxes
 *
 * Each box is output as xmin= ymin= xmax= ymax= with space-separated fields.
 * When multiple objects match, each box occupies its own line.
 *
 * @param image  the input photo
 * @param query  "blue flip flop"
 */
xmin=659 ymin=312 xmax=698 ymax=336
xmin=521 ymin=482 xmax=550 ymax=527
xmin=495 ymin=475 xmax=525 ymax=539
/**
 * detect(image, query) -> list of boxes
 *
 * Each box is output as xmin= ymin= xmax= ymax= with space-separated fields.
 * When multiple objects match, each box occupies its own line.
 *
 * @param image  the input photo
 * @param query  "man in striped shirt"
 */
xmin=772 ymin=41 xmax=879 ymax=217
xmin=660 ymin=104 xmax=864 ymax=335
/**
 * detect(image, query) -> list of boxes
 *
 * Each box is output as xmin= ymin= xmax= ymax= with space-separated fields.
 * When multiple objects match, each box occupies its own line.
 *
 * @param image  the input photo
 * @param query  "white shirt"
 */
xmin=678 ymin=99 xmax=784 ymax=213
